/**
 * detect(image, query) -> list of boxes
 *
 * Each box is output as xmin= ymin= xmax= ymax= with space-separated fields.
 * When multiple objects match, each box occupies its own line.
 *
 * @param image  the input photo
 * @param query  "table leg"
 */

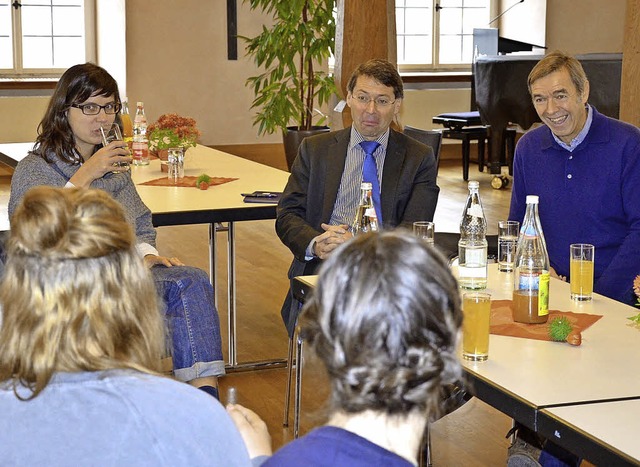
xmin=209 ymin=223 xmax=218 ymax=306
xmin=227 ymin=221 xmax=237 ymax=367
xmin=210 ymin=221 xmax=289 ymax=372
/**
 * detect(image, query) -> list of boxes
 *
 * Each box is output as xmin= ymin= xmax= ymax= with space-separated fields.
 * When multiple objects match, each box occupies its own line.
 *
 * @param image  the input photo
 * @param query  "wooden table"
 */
xmin=292 ymin=265 xmax=640 ymax=465
xmin=0 ymin=142 xmax=292 ymax=371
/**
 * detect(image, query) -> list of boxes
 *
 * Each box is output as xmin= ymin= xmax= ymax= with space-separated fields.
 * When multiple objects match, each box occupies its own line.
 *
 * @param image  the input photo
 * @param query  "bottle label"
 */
xmin=464 ymin=247 xmax=486 ymax=266
xmin=537 ymin=272 xmax=550 ymax=316
xmin=364 ymin=207 xmax=377 ymax=220
xmin=467 ymin=204 xmax=484 ymax=218
xmin=518 ymin=272 xmax=540 ymax=290
xmin=132 ymin=141 xmax=148 ymax=161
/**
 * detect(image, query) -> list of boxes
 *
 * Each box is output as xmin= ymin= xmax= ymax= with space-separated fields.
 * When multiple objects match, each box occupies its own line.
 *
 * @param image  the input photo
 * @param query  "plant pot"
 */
xmin=283 ymin=126 xmax=330 ymax=171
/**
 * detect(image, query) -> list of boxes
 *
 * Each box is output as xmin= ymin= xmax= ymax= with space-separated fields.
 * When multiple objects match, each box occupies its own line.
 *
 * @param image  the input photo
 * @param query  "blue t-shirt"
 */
xmin=0 ymin=370 xmax=253 ymax=466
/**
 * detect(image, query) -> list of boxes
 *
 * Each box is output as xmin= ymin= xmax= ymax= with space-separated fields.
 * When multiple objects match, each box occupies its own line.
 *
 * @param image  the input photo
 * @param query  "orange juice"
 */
xmin=570 ymin=259 xmax=594 ymax=300
xmin=462 ymin=293 xmax=491 ymax=361
xmin=121 ymin=113 xmax=134 ymax=150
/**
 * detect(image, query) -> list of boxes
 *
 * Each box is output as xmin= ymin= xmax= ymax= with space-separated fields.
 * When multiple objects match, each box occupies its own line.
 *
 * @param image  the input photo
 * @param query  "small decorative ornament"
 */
xmin=548 ymin=317 xmax=582 ymax=346
xmin=196 ymin=173 xmax=211 ymax=190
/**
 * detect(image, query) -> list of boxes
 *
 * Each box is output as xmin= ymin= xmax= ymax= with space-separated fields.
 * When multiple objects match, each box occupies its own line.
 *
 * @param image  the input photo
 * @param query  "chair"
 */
xmin=403 ymin=126 xmax=444 ymax=172
xmin=432 ymin=115 xmax=518 ymax=181
xmin=282 ymin=329 xmax=304 ymax=438
xmin=432 ymin=111 xmax=489 ymax=181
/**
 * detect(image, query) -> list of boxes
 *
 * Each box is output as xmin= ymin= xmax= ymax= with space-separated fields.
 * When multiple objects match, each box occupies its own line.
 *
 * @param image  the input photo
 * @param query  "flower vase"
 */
xmin=158 ymin=148 xmax=170 ymax=172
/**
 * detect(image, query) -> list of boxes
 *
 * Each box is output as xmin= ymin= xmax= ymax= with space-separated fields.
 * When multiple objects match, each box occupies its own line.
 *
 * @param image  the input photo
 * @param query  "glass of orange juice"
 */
xmin=462 ymin=292 xmax=491 ymax=361
xmin=570 ymin=244 xmax=595 ymax=301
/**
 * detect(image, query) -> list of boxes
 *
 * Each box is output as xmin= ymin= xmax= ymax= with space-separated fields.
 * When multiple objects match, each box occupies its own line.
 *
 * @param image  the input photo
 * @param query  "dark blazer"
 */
xmin=275 ymin=127 xmax=440 ymax=336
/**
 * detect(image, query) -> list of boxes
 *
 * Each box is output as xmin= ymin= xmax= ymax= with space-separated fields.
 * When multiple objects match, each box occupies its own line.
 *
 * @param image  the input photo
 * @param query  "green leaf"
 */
xmin=242 ymin=0 xmax=336 ymax=136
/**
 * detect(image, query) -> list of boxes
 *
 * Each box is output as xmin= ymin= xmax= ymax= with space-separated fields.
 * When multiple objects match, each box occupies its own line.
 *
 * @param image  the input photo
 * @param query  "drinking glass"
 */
xmin=462 ymin=292 xmax=491 ymax=361
xmin=100 ymin=123 xmax=129 ymax=169
xmin=498 ymin=220 xmax=519 ymax=272
xmin=167 ymin=147 xmax=185 ymax=185
xmin=570 ymin=243 xmax=595 ymax=301
xmin=413 ymin=221 xmax=435 ymax=246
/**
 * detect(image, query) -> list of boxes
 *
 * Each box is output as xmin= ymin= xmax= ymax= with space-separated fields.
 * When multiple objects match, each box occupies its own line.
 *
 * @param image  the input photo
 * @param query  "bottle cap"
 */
xmin=360 ymin=182 xmax=373 ymax=190
xmin=526 ymin=195 xmax=539 ymax=204
xmin=468 ymin=180 xmax=479 ymax=189
xmin=137 ymin=101 xmax=143 ymax=106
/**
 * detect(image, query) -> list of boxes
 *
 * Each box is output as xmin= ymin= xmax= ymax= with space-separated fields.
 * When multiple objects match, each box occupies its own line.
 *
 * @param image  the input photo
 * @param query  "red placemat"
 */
xmin=138 ymin=176 xmax=238 ymax=188
xmin=489 ymin=299 xmax=602 ymax=341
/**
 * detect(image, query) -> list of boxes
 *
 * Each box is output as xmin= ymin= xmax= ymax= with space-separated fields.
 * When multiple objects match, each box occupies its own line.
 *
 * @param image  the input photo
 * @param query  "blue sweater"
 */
xmin=264 ymin=425 xmax=414 ymax=467
xmin=509 ymin=108 xmax=640 ymax=304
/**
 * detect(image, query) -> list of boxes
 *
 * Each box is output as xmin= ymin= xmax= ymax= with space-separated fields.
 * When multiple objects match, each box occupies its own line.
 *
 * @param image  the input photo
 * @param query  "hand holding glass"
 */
xmin=462 ymin=292 xmax=491 ymax=361
xmin=100 ymin=123 xmax=129 ymax=169
xmin=570 ymin=243 xmax=594 ymax=301
xmin=498 ymin=220 xmax=519 ymax=272
xmin=413 ymin=221 xmax=434 ymax=246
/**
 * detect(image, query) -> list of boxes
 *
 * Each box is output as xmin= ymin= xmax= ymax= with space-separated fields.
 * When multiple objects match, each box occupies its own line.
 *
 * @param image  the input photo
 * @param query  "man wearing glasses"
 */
xmin=276 ymin=58 xmax=440 ymax=336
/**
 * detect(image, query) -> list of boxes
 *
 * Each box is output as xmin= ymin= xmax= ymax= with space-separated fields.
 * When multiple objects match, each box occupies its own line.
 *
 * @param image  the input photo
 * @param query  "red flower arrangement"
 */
xmin=147 ymin=113 xmax=201 ymax=152
xmin=628 ymin=275 xmax=640 ymax=324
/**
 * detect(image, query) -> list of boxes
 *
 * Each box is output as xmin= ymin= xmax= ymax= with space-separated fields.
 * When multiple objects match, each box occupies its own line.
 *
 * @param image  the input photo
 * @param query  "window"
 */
xmin=396 ymin=0 xmax=492 ymax=71
xmin=0 ymin=0 xmax=95 ymax=78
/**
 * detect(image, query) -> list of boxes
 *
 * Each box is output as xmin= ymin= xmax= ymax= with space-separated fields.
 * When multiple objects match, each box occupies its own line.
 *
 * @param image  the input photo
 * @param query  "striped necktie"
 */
xmin=359 ymin=140 xmax=382 ymax=225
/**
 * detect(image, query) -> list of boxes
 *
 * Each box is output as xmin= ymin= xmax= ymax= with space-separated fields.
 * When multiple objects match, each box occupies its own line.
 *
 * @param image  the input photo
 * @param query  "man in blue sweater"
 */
xmin=509 ymin=51 xmax=640 ymax=306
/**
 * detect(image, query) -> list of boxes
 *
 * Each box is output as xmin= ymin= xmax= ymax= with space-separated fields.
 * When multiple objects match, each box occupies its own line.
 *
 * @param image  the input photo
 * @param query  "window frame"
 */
xmin=0 ymin=0 xmax=96 ymax=79
xmin=396 ymin=0 xmax=497 ymax=74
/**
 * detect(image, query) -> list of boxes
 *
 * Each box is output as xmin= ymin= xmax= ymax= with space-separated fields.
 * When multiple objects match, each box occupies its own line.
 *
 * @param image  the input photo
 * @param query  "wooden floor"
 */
xmin=153 ymin=154 xmax=517 ymax=464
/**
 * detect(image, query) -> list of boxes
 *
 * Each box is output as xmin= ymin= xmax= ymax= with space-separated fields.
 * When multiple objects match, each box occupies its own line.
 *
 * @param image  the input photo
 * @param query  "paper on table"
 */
xmin=489 ymin=300 xmax=602 ymax=342
xmin=138 ymin=176 xmax=238 ymax=188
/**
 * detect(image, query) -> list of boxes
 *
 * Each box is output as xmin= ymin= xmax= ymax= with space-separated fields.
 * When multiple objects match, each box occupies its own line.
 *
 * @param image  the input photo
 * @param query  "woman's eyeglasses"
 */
xmin=70 ymin=102 xmax=122 ymax=115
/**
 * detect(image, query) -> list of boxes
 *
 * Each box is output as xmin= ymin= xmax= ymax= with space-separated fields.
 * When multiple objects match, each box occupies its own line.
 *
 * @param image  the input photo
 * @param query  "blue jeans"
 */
xmin=151 ymin=265 xmax=225 ymax=381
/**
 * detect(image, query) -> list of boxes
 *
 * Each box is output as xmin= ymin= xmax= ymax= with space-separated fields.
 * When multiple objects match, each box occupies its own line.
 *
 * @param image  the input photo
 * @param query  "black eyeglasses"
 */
xmin=70 ymin=102 xmax=122 ymax=115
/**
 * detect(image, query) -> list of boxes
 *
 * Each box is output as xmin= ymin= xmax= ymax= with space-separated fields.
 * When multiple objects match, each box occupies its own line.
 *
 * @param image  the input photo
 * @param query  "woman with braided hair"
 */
xmin=262 ymin=231 xmax=463 ymax=466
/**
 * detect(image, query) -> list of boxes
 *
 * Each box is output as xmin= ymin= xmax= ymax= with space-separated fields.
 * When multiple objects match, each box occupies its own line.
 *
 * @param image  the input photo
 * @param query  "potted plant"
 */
xmin=147 ymin=113 xmax=201 ymax=159
xmin=242 ymin=0 xmax=337 ymax=170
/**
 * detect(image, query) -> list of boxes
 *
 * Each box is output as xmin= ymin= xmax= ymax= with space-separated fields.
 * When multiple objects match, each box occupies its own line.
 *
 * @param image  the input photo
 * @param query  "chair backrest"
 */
xmin=403 ymin=126 xmax=443 ymax=173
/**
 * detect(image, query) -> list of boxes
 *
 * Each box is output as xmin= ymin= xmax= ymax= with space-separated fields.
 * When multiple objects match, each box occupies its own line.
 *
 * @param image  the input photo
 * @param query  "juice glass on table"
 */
xmin=462 ymin=292 xmax=491 ymax=361
xmin=570 ymin=243 xmax=595 ymax=301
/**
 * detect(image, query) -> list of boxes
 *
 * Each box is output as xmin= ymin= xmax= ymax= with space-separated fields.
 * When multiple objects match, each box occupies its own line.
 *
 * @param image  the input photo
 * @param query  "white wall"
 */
xmin=0 ymin=96 xmax=50 ymax=142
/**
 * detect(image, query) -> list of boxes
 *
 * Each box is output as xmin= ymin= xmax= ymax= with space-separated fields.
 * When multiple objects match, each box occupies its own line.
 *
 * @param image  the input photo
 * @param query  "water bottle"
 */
xmin=132 ymin=101 xmax=149 ymax=166
xmin=512 ymin=195 xmax=550 ymax=324
xmin=458 ymin=180 xmax=488 ymax=289
xmin=352 ymin=182 xmax=379 ymax=235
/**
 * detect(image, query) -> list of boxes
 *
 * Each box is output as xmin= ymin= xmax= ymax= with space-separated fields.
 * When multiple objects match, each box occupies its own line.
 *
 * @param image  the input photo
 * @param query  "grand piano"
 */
xmin=471 ymin=29 xmax=623 ymax=174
